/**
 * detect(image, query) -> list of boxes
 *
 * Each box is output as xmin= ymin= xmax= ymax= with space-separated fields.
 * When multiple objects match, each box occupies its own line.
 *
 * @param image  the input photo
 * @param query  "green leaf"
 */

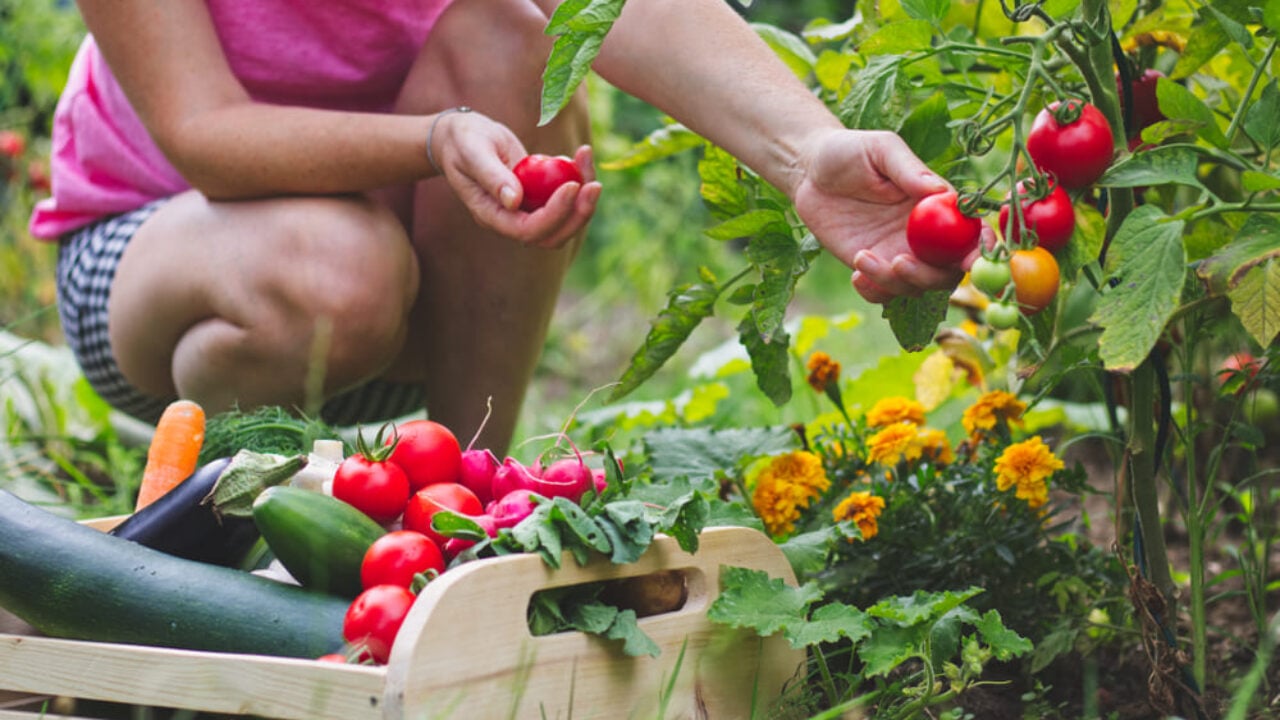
xmin=538 ymin=0 xmax=625 ymax=125
xmin=900 ymin=0 xmax=951 ymax=22
xmin=746 ymin=230 xmax=810 ymax=341
xmin=739 ymin=312 xmax=793 ymax=406
xmin=883 ymin=289 xmax=950 ymax=351
xmin=1089 ymin=205 xmax=1187 ymax=372
xmin=707 ymin=566 xmax=824 ymax=637
xmin=597 ymin=500 xmax=655 ymax=564
xmin=700 ymin=145 xmax=749 ymax=219
xmin=705 ymin=209 xmax=790 ymax=242
xmin=814 ymin=49 xmax=857 ymax=92
xmin=1098 ymin=145 xmax=1204 ymax=188
xmin=1172 ymin=14 xmax=1229 ymax=79
xmin=1242 ymin=171 xmax=1280 ymax=192
xmin=611 ymin=276 xmax=721 ymax=401
xmin=1204 ymin=3 xmax=1253 ymax=48
xmin=785 ymin=602 xmax=874 ymax=649
xmin=604 ymin=608 xmax=662 ymax=657
xmin=779 ymin=525 xmax=838 ymax=577
xmin=655 ymin=489 xmax=711 ymax=554
xmin=550 ymin=496 xmax=612 ymax=565
xmin=430 ymin=509 xmax=488 ymax=541
xmin=1266 ymin=0 xmax=1280 ymax=33
xmin=867 ymin=587 xmax=984 ymax=627
xmin=751 ymin=23 xmax=816 ymax=79
xmin=858 ymin=624 xmax=926 ymax=677
xmin=1227 ymin=257 xmax=1280 ymax=348
xmin=930 ymin=605 xmax=979 ymax=668
xmin=802 ymin=15 xmax=862 ymax=43
xmin=974 ymin=609 xmax=1034 ymax=661
xmin=839 ymin=55 xmax=905 ymax=131
xmin=599 ymin=124 xmax=703 ymax=171
xmin=1158 ymin=66 xmax=1230 ymax=148
xmin=1030 ymin=625 xmax=1079 ymax=673
xmin=861 ymin=19 xmax=934 ymax=56
xmin=1196 ymin=215 xmax=1280 ymax=294
xmin=644 ymin=426 xmax=798 ymax=483
xmin=898 ymin=92 xmax=954 ymax=163
xmin=1244 ymin=81 xmax=1280 ymax=149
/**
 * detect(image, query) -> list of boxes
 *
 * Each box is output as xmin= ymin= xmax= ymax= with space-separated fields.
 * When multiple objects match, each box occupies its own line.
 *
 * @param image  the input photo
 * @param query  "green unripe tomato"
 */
xmin=985 ymin=301 xmax=1021 ymax=330
xmin=970 ymin=256 xmax=1012 ymax=297
xmin=1244 ymin=388 xmax=1279 ymax=426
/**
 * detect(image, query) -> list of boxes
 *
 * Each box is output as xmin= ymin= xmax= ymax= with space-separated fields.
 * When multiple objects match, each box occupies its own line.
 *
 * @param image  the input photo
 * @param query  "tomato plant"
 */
xmin=387 ymin=419 xmax=462 ymax=492
xmin=969 ymin=256 xmax=1011 ymax=297
xmin=361 ymin=530 xmax=446 ymax=590
xmin=997 ymin=181 xmax=1075 ymax=253
xmin=1025 ymin=101 xmax=1114 ymax=189
xmin=402 ymin=482 xmax=484 ymax=546
xmin=342 ymin=585 xmax=416 ymax=665
xmin=906 ymin=191 xmax=982 ymax=267
xmin=1008 ymin=246 xmax=1060 ymax=315
xmin=513 ymin=154 xmax=583 ymax=211
xmin=985 ymin=301 xmax=1022 ymax=330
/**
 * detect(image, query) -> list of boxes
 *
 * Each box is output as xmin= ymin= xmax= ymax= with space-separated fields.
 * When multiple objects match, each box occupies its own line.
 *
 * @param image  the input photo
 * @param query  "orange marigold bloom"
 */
xmin=913 ymin=428 xmax=955 ymax=465
xmin=833 ymin=490 xmax=886 ymax=540
xmin=994 ymin=436 xmax=1063 ymax=509
xmin=867 ymin=422 xmax=919 ymax=466
xmin=751 ymin=451 xmax=831 ymax=536
xmin=866 ymin=397 xmax=926 ymax=428
xmin=962 ymin=390 xmax=1027 ymax=440
xmin=806 ymin=352 xmax=841 ymax=393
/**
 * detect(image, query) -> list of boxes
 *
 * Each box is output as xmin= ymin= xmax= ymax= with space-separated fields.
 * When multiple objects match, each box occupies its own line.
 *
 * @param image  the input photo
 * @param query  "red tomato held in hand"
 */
xmin=906 ymin=191 xmax=983 ymax=267
xmin=333 ymin=454 xmax=411 ymax=524
xmin=513 ymin=154 xmax=582 ymax=211
xmin=387 ymin=420 xmax=462 ymax=492
xmin=361 ymin=530 xmax=446 ymax=590
xmin=402 ymin=482 xmax=484 ymax=547
xmin=343 ymin=585 xmax=416 ymax=665
xmin=997 ymin=181 xmax=1076 ymax=253
xmin=1009 ymin=246 xmax=1060 ymax=315
xmin=1026 ymin=101 xmax=1115 ymax=190
xmin=0 ymin=131 xmax=24 ymax=158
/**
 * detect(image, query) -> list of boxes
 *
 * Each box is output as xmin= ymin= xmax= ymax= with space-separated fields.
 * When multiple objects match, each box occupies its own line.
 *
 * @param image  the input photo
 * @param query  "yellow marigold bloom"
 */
xmin=866 ymin=397 xmax=926 ymax=428
xmin=913 ymin=428 xmax=955 ymax=465
xmin=994 ymin=436 xmax=1063 ymax=509
xmin=833 ymin=491 xmax=886 ymax=540
xmin=806 ymin=352 xmax=841 ymax=393
xmin=867 ymin=422 xmax=919 ymax=466
xmin=962 ymin=390 xmax=1027 ymax=440
xmin=751 ymin=451 xmax=831 ymax=536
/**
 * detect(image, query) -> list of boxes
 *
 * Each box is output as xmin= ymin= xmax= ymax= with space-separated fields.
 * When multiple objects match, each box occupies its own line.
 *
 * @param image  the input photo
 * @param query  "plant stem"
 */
xmin=1182 ymin=318 xmax=1208 ymax=689
xmin=1223 ymin=38 xmax=1278 ymax=145
xmin=1129 ymin=362 xmax=1176 ymax=607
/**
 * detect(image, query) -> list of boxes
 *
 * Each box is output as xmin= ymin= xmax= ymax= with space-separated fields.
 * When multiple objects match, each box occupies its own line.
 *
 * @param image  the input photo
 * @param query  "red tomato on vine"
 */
xmin=1026 ymin=101 xmax=1115 ymax=190
xmin=998 ymin=181 xmax=1076 ymax=253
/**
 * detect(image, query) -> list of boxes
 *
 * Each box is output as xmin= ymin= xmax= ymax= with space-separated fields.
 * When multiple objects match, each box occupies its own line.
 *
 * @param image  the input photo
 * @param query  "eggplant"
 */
xmin=109 ymin=451 xmax=305 ymax=567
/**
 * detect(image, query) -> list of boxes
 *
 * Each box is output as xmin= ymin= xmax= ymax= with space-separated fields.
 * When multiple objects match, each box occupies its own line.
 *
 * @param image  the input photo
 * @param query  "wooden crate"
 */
xmin=0 ymin=525 xmax=804 ymax=719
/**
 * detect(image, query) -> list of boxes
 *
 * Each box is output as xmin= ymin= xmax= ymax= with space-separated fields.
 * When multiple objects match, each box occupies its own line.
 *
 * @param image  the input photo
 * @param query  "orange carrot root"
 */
xmin=135 ymin=399 xmax=207 ymax=510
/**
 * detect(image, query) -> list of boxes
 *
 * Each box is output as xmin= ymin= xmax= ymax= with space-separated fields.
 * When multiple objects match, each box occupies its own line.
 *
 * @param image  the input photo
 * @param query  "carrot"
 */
xmin=135 ymin=399 xmax=207 ymax=511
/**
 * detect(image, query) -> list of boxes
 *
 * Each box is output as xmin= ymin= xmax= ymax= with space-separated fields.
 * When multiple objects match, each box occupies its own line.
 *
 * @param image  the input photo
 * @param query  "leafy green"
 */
xmin=198 ymin=406 xmax=342 ymax=466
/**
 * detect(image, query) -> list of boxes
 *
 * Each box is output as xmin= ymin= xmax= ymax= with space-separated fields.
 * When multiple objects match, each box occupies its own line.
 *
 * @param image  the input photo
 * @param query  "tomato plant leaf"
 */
xmin=1203 ymin=4 xmax=1252 ymax=49
xmin=899 ymin=0 xmax=951 ymax=23
xmin=1227 ymin=257 xmax=1280 ymax=348
xmin=538 ymin=0 xmax=624 ymax=125
xmin=814 ymin=48 xmax=857 ymax=92
xmin=861 ymin=19 xmax=934 ymax=56
xmin=644 ymin=426 xmax=797 ymax=484
xmin=1172 ymin=13 xmax=1230 ymax=79
xmin=898 ymin=91 xmax=954 ymax=163
xmin=839 ymin=55 xmax=906 ymax=131
xmin=883 ymin=289 xmax=951 ymax=352
xmin=746 ymin=229 xmax=811 ymax=342
xmin=707 ymin=565 xmax=824 ymax=637
xmin=739 ymin=312 xmax=793 ymax=406
xmin=1197 ymin=215 xmax=1280 ymax=294
xmin=611 ymin=276 xmax=722 ymax=401
xmin=1098 ymin=145 xmax=1204 ymax=188
xmin=1266 ymin=0 xmax=1280 ymax=33
xmin=1090 ymin=205 xmax=1187 ymax=372
xmin=1244 ymin=81 xmax=1280 ymax=149
xmin=1242 ymin=171 xmax=1280 ymax=193
xmin=784 ymin=602 xmax=874 ymax=649
xmin=704 ymin=209 xmax=790 ymax=242
xmin=974 ymin=609 xmax=1034 ymax=661
xmin=1154 ymin=72 xmax=1230 ymax=148
xmin=751 ymin=23 xmax=816 ymax=79
xmin=598 ymin=123 xmax=703 ymax=171
xmin=699 ymin=144 xmax=750 ymax=219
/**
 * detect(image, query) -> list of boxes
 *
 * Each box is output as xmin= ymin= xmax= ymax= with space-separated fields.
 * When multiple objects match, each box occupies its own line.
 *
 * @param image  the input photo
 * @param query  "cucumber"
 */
xmin=252 ymin=486 xmax=387 ymax=598
xmin=0 ymin=490 xmax=347 ymax=658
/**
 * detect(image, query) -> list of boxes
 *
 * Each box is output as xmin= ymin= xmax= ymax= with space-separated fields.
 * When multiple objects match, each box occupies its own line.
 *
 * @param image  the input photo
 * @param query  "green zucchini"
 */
xmin=0 ymin=490 xmax=347 ymax=658
xmin=252 ymin=486 xmax=387 ymax=598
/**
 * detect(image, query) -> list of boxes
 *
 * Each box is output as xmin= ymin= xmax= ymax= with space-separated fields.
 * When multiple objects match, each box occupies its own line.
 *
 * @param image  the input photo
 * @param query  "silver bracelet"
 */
xmin=426 ymin=106 xmax=472 ymax=174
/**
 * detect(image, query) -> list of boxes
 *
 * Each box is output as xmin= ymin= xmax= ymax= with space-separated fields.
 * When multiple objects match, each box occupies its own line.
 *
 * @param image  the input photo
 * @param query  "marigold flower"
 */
xmin=867 ymin=422 xmax=919 ymax=466
xmin=962 ymin=390 xmax=1027 ymax=441
xmin=994 ymin=436 xmax=1063 ymax=509
xmin=913 ymin=428 xmax=955 ymax=465
xmin=806 ymin=352 xmax=841 ymax=393
xmin=866 ymin=397 xmax=926 ymax=428
xmin=833 ymin=490 xmax=886 ymax=540
xmin=751 ymin=451 xmax=831 ymax=537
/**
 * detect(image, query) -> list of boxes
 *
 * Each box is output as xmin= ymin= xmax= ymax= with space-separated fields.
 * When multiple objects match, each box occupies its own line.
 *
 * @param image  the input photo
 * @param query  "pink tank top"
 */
xmin=29 ymin=0 xmax=451 ymax=239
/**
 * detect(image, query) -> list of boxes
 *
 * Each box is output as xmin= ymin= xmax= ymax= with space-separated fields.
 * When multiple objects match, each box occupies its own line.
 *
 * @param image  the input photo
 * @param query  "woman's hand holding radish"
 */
xmin=428 ymin=109 xmax=601 ymax=250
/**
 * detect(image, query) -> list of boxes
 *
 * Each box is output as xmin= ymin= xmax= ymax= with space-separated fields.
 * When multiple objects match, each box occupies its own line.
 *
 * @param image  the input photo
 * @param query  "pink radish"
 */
xmin=490 ymin=489 xmax=541 ymax=530
xmin=458 ymin=448 xmax=500 ymax=506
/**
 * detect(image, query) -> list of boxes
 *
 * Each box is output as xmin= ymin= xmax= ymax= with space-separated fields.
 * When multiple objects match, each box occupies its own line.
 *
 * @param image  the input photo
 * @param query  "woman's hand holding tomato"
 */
xmin=789 ymin=128 xmax=989 ymax=304
xmin=429 ymin=109 xmax=601 ymax=249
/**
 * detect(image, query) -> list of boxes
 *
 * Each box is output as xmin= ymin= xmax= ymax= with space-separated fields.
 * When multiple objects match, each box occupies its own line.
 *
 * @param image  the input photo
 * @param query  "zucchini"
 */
xmin=252 ymin=486 xmax=387 ymax=598
xmin=0 ymin=490 xmax=347 ymax=658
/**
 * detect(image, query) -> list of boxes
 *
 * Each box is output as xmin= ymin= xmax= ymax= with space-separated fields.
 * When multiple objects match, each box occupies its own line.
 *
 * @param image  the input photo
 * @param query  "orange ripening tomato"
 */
xmin=1008 ymin=247 xmax=1060 ymax=315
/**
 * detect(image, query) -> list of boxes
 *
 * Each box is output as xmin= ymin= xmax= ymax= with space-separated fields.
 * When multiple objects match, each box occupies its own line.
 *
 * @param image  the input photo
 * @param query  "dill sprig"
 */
xmin=197 ymin=406 xmax=344 ymax=465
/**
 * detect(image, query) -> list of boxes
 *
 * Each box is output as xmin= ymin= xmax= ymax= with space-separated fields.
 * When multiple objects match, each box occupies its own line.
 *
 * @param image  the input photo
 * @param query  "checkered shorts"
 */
xmin=55 ymin=201 xmax=425 ymax=427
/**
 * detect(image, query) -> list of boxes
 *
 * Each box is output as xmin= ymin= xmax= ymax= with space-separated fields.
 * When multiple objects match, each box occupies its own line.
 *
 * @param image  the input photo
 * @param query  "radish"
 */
xmin=489 ymin=456 xmax=542 ymax=504
xmin=458 ymin=448 xmax=500 ymax=506
xmin=490 ymin=489 xmax=541 ymax=530
xmin=537 ymin=457 xmax=595 ymax=504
